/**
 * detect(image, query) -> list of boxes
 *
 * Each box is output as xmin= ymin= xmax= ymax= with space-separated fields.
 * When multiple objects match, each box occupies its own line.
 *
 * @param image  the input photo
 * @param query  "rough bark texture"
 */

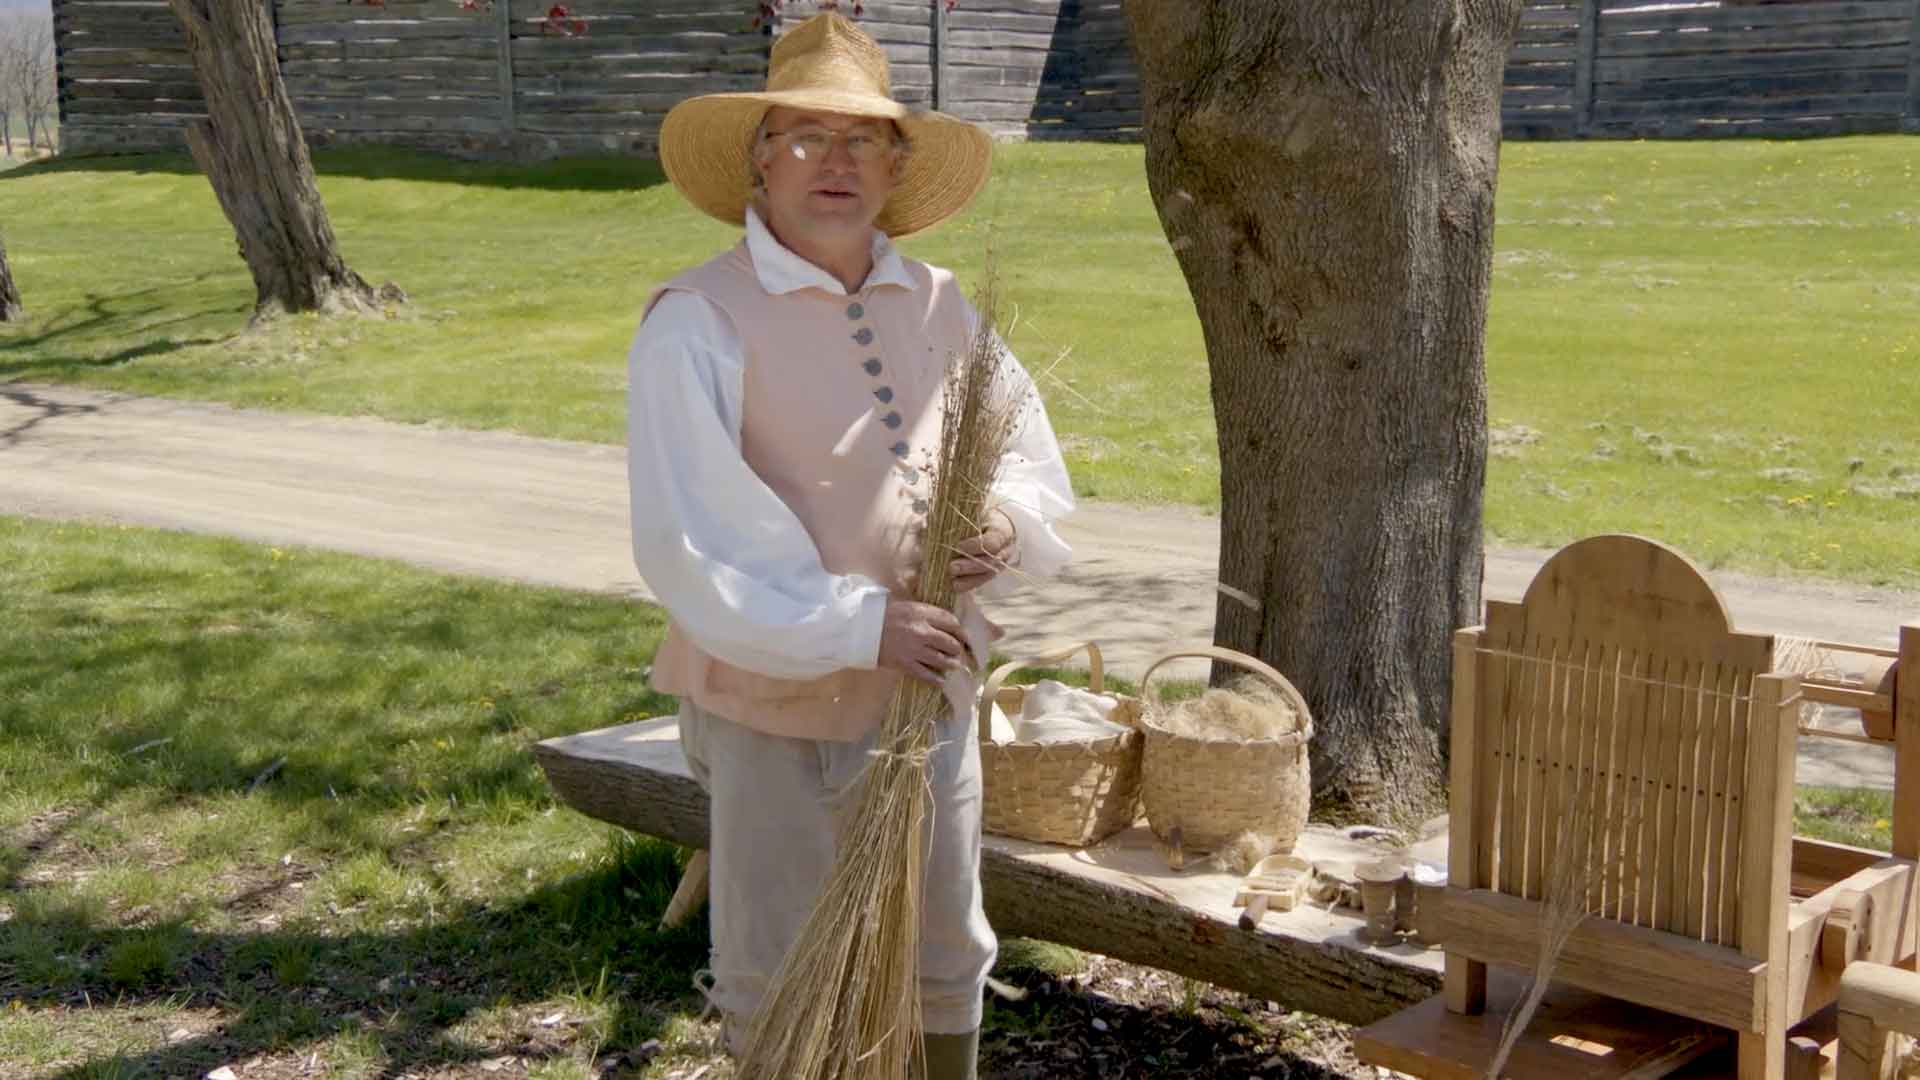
xmin=0 ymin=232 xmax=23 ymax=322
xmin=1123 ymin=1 xmax=1520 ymax=817
xmin=168 ymin=0 xmax=397 ymax=321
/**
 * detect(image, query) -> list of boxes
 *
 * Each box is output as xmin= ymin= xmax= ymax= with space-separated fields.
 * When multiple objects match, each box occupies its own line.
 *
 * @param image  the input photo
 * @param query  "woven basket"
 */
xmin=978 ymin=641 xmax=1145 ymax=847
xmin=1138 ymin=645 xmax=1313 ymax=856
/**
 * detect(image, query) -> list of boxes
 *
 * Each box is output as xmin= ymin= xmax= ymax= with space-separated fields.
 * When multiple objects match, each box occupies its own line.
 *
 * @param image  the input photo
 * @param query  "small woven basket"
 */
xmin=1138 ymin=645 xmax=1313 ymax=856
xmin=978 ymin=641 xmax=1145 ymax=847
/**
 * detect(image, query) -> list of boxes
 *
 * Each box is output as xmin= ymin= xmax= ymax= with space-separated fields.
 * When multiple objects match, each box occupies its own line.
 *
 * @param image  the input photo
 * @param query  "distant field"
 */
xmin=0 ymin=137 xmax=1915 ymax=585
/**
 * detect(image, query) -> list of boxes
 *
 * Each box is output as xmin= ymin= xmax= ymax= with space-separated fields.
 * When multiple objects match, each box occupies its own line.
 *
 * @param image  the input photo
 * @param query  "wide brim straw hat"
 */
xmin=659 ymin=12 xmax=993 ymax=240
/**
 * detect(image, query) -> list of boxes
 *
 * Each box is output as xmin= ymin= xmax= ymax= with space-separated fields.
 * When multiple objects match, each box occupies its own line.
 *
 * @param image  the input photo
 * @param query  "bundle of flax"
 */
xmin=735 ymin=278 xmax=1027 ymax=1080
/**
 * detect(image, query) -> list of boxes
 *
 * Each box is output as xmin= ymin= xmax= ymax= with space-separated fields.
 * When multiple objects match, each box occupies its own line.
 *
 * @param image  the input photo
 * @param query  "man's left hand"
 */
xmin=951 ymin=508 xmax=1016 ymax=594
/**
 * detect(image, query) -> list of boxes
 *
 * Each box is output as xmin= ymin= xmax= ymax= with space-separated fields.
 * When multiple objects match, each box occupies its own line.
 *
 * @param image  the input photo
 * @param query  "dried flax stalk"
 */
xmin=735 ymin=271 xmax=1027 ymax=1080
xmin=1486 ymin=777 xmax=1643 ymax=1080
xmin=1485 ymin=779 xmax=1599 ymax=1080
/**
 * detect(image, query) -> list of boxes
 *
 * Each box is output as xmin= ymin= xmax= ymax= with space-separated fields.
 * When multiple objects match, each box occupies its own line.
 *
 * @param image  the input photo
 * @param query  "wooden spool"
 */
xmin=1821 ymin=888 xmax=1873 ymax=972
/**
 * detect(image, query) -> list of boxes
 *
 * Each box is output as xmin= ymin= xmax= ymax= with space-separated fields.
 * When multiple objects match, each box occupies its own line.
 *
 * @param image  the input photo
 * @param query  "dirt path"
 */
xmin=5 ymin=382 xmax=1912 ymax=787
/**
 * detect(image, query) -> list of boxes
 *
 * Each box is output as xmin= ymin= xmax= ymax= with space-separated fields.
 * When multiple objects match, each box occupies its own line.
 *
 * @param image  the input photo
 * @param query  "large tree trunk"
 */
xmin=1123 ymin=1 xmax=1519 ymax=818
xmin=0 ymin=232 xmax=23 ymax=322
xmin=168 ymin=0 xmax=398 ymax=321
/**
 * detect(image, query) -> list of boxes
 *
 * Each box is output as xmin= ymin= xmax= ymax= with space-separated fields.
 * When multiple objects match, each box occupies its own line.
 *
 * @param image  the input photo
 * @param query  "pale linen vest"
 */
xmin=643 ymin=241 xmax=973 ymax=742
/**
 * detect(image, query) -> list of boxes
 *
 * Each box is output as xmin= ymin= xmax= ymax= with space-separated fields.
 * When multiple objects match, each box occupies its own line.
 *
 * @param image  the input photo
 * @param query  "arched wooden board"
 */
xmin=1486 ymin=534 xmax=1772 ymax=670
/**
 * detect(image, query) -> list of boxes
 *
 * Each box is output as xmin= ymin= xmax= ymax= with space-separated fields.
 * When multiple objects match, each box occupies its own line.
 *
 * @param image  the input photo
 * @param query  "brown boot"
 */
xmin=921 ymin=1028 xmax=980 ymax=1080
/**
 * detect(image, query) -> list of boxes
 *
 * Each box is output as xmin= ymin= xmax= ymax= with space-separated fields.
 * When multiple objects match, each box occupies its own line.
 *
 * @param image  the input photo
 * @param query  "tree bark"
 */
xmin=0 ymin=231 xmax=23 ymax=322
xmin=168 ymin=0 xmax=398 ymax=321
xmin=1123 ymin=0 xmax=1520 ymax=817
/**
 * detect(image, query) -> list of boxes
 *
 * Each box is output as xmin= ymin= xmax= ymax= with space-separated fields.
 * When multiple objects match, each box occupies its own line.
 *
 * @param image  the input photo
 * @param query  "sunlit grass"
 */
xmin=1 ymin=137 xmax=1915 ymax=582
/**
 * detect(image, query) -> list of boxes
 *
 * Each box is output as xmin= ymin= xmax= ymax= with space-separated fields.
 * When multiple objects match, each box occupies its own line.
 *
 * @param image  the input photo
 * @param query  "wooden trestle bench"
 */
xmin=533 ymin=712 xmax=1445 ymax=1026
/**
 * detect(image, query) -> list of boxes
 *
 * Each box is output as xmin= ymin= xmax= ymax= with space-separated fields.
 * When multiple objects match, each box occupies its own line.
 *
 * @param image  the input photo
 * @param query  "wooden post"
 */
xmin=495 ymin=0 xmax=516 ymax=138
xmin=1905 ymin=1 xmax=1920 ymax=134
xmin=1443 ymin=627 xmax=1488 ymax=1015
xmin=1573 ymin=0 xmax=1602 ymax=136
xmin=52 ymin=0 xmax=70 ymax=136
xmin=930 ymin=0 xmax=949 ymax=113
xmin=1889 ymin=618 xmax=1920 ymax=972
xmin=1738 ymin=673 xmax=1798 ymax=1080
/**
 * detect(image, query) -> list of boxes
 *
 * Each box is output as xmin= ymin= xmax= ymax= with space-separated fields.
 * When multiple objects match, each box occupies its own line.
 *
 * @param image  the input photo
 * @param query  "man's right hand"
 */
xmin=877 ymin=599 xmax=970 ymax=685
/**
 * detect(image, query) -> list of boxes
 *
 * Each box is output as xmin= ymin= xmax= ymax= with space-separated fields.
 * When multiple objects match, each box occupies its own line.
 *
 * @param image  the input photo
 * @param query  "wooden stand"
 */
xmin=1358 ymin=536 xmax=1920 ymax=1080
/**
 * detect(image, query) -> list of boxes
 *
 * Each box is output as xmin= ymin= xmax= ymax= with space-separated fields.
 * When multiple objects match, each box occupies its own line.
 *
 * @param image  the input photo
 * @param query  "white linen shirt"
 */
xmin=627 ymin=209 xmax=1075 ymax=682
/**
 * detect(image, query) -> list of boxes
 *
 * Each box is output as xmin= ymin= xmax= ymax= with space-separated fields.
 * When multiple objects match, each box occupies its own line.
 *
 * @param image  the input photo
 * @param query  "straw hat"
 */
xmin=658 ymin=12 xmax=992 ymax=239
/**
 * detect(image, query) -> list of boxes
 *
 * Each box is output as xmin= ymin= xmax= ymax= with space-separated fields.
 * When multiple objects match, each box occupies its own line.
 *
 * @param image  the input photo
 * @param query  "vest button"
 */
xmin=846 ymin=302 xmax=864 ymax=320
xmin=874 ymin=385 xmax=893 ymax=402
xmin=852 ymin=327 xmax=874 ymax=346
xmin=863 ymin=358 xmax=883 ymax=376
xmin=881 ymin=411 xmax=902 ymax=429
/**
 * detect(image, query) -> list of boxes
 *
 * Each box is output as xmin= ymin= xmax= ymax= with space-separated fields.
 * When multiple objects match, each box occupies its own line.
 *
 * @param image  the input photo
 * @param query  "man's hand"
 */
xmin=878 ymin=599 xmax=972 ymax=685
xmin=951 ymin=508 xmax=1016 ymax=595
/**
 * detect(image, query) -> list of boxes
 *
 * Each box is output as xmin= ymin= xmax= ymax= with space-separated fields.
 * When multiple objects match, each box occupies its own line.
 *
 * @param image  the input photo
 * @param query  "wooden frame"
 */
xmin=1428 ymin=536 xmax=1920 ymax=1080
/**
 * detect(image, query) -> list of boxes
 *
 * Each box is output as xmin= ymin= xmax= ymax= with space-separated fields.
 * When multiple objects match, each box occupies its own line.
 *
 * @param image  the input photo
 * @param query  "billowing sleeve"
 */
xmin=970 ymin=315 xmax=1075 ymax=600
xmin=627 ymin=291 xmax=889 ymax=678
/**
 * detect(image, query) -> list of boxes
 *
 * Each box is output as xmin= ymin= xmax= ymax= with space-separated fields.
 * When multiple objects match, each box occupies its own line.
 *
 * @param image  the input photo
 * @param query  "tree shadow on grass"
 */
xmin=2 ymin=833 xmax=712 ymax=1079
xmin=0 ymin=146 xmax=670 ymax=195
xmin=0 ymin=272 xmax=242 ymax=377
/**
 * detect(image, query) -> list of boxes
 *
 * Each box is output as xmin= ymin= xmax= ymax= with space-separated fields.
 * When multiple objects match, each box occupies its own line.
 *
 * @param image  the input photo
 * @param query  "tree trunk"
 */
xmin=1123 ymin=0 xmax=1519 ymax=818
xmin=0 ymin=231 xmax=23 ymax=322
xmin=168 ymin=0 xmax=398 ymax=321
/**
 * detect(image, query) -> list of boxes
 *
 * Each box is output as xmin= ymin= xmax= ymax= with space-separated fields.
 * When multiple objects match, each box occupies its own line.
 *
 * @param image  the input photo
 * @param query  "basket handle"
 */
xmin=1138 ymin=645 xmax=1313 ymax=741
xmin=977 ymin=641 xmax=1105 ymax=743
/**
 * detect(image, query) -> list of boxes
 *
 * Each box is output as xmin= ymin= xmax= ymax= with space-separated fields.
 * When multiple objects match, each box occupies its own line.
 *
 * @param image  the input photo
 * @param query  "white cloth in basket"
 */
xmin=1013 ymin=680 xmax=1128 ymax=744
xmin=985 ymin=699 xmax=1018 ymax=744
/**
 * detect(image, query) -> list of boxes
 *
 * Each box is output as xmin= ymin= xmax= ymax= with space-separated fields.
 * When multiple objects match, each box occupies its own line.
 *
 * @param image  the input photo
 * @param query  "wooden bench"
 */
xmin=534 ymin=715 xmax=1446 ymax=1026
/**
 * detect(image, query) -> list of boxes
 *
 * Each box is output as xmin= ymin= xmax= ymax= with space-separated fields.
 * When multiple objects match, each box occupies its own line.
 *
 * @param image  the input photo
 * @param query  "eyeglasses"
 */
xmin=763 ymin=127 xmax=897 ymax=163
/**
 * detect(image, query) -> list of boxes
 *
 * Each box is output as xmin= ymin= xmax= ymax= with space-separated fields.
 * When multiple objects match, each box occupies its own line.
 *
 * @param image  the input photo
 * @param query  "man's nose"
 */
xmin=822 ymin=135 xmax=859 ymax=169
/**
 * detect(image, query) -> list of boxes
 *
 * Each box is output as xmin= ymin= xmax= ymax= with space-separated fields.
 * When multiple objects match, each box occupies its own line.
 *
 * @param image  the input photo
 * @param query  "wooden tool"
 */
xmin=1235 ymin=854 xmax=1312 ymax=930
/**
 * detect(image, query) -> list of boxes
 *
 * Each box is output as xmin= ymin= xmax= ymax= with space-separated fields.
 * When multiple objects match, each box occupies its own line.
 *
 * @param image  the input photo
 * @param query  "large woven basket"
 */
xmin=978 ymin=641 xmax=1144 ymax=847
xmin=1138 ymin=646 xmax=1313 ymax=855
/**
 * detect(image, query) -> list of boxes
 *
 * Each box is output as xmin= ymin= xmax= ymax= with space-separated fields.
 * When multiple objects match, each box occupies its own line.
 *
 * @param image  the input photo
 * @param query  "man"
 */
xmin=625 ymin=13 xmax=1075 ymax=1078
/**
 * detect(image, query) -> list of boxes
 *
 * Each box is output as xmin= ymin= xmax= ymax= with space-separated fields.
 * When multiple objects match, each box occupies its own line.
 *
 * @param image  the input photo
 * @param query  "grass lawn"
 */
xmin=0 ymin=138 xmax=1916 ymax=584
xmin=0 ymin=513 xmax=708 ymax=1078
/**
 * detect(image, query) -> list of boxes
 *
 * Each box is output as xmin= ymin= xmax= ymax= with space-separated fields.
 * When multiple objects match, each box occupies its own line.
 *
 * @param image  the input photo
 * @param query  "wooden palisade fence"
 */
xmin=52 ymin=0 xmax=1920 ymax=158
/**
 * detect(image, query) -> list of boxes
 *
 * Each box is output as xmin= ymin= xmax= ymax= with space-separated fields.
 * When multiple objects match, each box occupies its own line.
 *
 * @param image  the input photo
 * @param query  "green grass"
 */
xmin=1794 ymin=785 xmax=1894 ymax=851
xmin=0 ymin=137 xmax=1916 ymax=584
xmin=0 ymin=513 xmax=714 ymax=1077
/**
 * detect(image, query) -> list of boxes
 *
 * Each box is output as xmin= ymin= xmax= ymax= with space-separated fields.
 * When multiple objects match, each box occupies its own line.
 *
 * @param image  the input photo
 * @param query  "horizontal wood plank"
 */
xmin=1598 ymin=21 xmax=1911 ymax=60
xmin=282 ymin=58 xmax=503 ymax=79
xmin=277 ymin=21 xmax=496 ymax=46
xmin=1596 ymin=44 xmax=1912 ymax=83
xmin=1601 ymin=67 xmax=1907 ymax=103
xmin=1602 ymin=1 xmax=1914 ymax=34
xmin=1427 ymin=887 xmax=1767 ymax=1031
xmin=1593 ymin=90 xmax=1908 ymax=122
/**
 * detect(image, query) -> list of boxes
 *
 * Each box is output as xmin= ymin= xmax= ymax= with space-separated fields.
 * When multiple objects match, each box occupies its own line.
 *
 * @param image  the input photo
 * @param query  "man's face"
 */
xmin=754 ymin=106 xmax=901 ymax=246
